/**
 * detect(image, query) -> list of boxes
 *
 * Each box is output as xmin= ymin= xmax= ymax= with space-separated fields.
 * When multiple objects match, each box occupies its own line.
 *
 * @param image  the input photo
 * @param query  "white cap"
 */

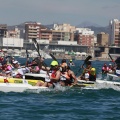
xmin=13 ymin=61 xmax=20 ymax=64
xmin=5 ymin=71 xmax=11 ymax=74
xmin=109 ymin=64 xmax=112 ymax=66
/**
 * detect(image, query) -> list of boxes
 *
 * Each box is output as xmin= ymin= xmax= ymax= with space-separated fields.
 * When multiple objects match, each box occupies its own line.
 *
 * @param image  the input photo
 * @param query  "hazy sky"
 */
xmin=0 ymin=0 xmax=120 ymax=26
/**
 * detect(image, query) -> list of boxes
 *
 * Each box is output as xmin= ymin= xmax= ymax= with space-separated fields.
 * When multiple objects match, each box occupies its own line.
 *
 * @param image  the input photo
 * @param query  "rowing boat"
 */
xmin=0 ymin=76 xmax=44 ymax=86
xmin=0 ymin=73 xmax=47 ymax=86
xmin=77 ymin=78 xmax=120 ymax=87
xmin=106 ymin=73 xmax=120 ymax=81
xmin=0 ymin=83 xmax=48 ymax=92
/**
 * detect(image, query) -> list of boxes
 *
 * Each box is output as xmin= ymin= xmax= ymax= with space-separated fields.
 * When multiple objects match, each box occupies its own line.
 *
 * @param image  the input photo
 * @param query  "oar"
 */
xmin=32 ymin=38 xmax=41 ymax=58
xmin=26 ymin=49 xmax=29 ymax=58
xmin=108 ymin=53 xmax=114 ymax=62
xmin=49 ymin=53 xmax=58 ymax=61
xmin=49 ymin=53 xmax=60 ymax=65
xmin=25 ymin=49 xmax=30 ymax=67
xmin=32 ymin=38 xmax=49 ymax=75
xmin=75 ymin=55 xmax=92 ymax=76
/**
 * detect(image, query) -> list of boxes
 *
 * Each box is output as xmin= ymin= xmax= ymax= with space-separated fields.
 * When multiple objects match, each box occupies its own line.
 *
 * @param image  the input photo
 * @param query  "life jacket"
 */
xmin=102 ymin=66 xmax=109 ymax=71
xmin=61 ymin=72 xmax=71 ymax=80
xmin=51 ymin=70 xmax=57 ymax=78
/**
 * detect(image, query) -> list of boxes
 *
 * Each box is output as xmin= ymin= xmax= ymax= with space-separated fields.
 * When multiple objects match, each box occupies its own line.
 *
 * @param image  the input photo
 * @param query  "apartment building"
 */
xmin=52 ymin=23 xmax=76 ymax=41
xmin=75 ymin=28 xmax=94 ymax=46
xmin=40 ymin=25 xmax=52 ymax=41
xmin=97 ymin=32 xmax=109 ymax=46
xmin=0 ymin=24 xmax=7 ymax=37
xmin=109 ymin=19 xmax=120 ymax=46
xmin=25 ymin=22 xmax=41 ymax=40
xmin=6 ymin=27 xmax=20 ymax=38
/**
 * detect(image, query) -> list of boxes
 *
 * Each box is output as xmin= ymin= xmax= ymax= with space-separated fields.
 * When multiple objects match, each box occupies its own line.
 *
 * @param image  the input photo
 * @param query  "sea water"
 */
xmin=0 ymin=59 xmax=120 ymax=120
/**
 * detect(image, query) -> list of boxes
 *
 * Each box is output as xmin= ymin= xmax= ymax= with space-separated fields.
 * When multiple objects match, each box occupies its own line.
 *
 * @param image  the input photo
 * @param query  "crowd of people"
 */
xmin=0 ymin=56 xmax=98 ymax=88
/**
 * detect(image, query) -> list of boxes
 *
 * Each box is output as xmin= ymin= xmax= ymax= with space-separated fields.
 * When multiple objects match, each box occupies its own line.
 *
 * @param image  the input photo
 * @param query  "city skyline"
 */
xmin=0 ymin=0 xmax=120 ymax=26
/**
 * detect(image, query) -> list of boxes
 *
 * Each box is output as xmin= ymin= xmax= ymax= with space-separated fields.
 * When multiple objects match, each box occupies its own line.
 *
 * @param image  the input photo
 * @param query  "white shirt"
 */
xmin=85 ymin=73 xmax=89 ymax=79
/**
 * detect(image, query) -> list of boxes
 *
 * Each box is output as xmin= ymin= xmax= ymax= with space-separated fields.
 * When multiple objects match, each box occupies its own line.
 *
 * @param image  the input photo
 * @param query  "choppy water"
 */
xmin=1 ymin=58 xmax=120 ymax=120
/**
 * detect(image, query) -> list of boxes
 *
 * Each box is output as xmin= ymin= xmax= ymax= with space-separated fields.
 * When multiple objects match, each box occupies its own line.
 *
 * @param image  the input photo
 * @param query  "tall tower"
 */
xmin=109 ymin=19 xmax=120 ymax=46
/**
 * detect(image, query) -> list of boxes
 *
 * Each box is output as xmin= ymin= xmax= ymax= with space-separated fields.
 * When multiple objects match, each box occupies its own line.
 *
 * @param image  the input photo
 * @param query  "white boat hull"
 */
xmin=107 ymin=73 xmax=119 ymax=81
xmin=0 ymin=83 xmax=48 ymax=93
xmin=77 ymin=79 xmax=120 ymax=86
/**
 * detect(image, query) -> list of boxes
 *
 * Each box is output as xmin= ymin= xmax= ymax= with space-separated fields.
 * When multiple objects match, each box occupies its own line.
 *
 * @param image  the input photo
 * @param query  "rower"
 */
xmin=33 ymin=57 xmax=49 ymax=74
xmin=60 ymin=65 xmax=77 ymax=86
xmin=108 ymin=63 xmax=115 ymax=74
xmin=29 ymin=59 xmax=40 ymax=73
xmin=37 ymin=60 xmax=61 ymax=87
xmin=78 ymin=61 xmax=96 ymax=81
xmin=68 ymin=59 xmax=75 ymax=66
xmin=102 ymin=63 xmax=109 ymax=74
xmin=60 ymin=59 xmax=67 ymax=67
xmin=12 ymin=61 xmax=29 ymax=78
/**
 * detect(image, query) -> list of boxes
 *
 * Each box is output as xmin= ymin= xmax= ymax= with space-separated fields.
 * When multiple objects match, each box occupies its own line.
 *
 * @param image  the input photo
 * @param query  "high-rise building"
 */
xmin=52 ymin=23 xmax=76 ymax=41
xmin=25 ymin=22 xmax=41 ymax=40
xmin=109 ymin=19 xmax=120 ymax=46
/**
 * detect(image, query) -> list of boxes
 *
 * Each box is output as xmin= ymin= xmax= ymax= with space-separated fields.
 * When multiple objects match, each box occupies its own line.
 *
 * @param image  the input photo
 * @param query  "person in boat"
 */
xmin=68 ymin=59 xmax=75 ymax=66
xmin=12 ymin=61 xmax=29 ymax=78
xmin=33 ymin=57 xmax=49 ymax=74
xmin=78 ymin=61 xmax=96 ymax=81
xmin=60 ymin=65 xmax=77 ymax=86
xmin=5 ymin=70 xmax=12 ymax=77
xmin=29 ymin=59 xmax=40 ymax=73
xmin=108 ymin=63 xmax=115 ymax=74
xmin=36 ymin=60 xmax=61 ymax=87
xmin=102 ymin=63 xmax=109 ymax=74
xmin=61 ymin=59 xmax=67 ymax=67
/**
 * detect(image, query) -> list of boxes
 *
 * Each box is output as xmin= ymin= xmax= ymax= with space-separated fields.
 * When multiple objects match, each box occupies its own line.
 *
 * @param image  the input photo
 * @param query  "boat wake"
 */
xmin=25 ymin=83 xmax=70 ymax=94
xmin=91 ymin=82 xmax=120 ymax=91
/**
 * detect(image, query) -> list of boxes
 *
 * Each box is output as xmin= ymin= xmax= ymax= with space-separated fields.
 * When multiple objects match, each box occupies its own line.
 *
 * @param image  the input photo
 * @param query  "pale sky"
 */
xmin=0 ymin=0 xmax=120 ymax=26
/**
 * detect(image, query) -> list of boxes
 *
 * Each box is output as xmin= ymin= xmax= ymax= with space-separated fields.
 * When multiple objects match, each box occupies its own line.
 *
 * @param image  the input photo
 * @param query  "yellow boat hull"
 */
xmin=0 ymin=76 xmax=44 ymax=86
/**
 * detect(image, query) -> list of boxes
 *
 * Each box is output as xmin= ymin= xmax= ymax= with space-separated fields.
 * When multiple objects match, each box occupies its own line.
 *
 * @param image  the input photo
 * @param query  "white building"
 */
xmin=0 ymin=38 xmax=23 ymax=47
xmin=76 ymin=28 xmax=94 ymax=35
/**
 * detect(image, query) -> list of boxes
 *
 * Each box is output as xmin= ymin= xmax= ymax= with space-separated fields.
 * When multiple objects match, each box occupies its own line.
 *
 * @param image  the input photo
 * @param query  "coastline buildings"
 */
xmin=1 ymin=20 xmax=120 ymax=59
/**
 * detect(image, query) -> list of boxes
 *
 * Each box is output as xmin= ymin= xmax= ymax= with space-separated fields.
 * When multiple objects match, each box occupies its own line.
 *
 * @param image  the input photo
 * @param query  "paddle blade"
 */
xmin=49 ymin=53 xmax=57 ymax=61
xmin=32 ymin=38 xmax=41 ymax=57
xmin=115 ymin=57 xmax=120 ymax=64
xmin=26 ymin=49 xmax=29 ymax=58
xmin=108 ymin=53 xmax=114 ymax=61
xmin=84 ymin=55 xmax=92 ymax=64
